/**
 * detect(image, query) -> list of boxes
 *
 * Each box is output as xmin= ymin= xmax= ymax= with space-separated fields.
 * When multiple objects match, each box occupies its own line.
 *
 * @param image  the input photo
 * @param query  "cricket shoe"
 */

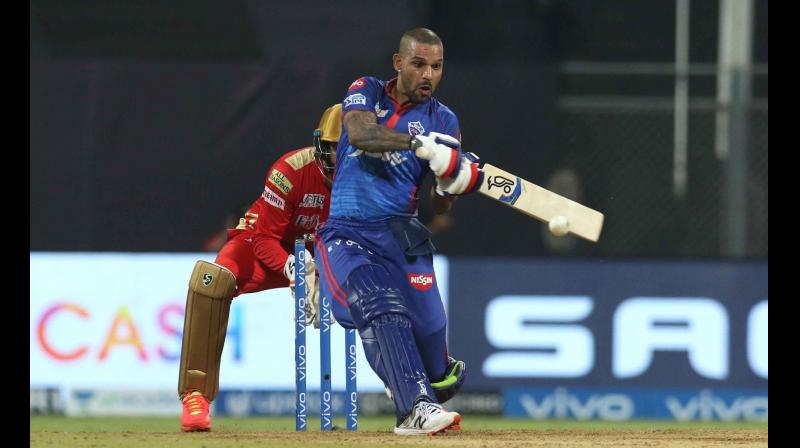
xmin=385 ymin=386 xmax=461 ymax=430
xmin=394 ymin=401 xmax=461 ymax=436
xmin=181 ymin=391 xmax=211 ymax=432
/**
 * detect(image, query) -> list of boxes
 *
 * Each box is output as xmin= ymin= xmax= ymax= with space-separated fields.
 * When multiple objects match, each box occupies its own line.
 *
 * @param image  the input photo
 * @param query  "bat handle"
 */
xmin=414 ymin=146 xmax=433 ymax=160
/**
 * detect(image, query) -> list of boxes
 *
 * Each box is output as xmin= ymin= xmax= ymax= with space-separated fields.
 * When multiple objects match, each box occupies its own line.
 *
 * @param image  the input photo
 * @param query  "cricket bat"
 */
xmin=416 ymin=147 xmax=604 ymax=242
xmin=478 ymin=163 xmax=604 ymax=242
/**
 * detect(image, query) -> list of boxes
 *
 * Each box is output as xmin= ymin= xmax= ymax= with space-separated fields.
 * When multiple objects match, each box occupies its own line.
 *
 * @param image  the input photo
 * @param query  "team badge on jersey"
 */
xmin=407 ymin=121 xmax=425 ymax=136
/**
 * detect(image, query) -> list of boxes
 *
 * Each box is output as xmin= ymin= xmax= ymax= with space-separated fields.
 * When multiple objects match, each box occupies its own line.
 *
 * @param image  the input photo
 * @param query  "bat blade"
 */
xmin=479 ymin=164 xmax=604 ymax=242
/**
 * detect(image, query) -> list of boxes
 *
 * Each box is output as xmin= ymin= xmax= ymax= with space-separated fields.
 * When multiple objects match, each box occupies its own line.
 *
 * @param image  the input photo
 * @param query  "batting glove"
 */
xmin=412 ymin=132 xmax=462 ymax=178
xmin=435 ymin=152 xmax=484 ymax=196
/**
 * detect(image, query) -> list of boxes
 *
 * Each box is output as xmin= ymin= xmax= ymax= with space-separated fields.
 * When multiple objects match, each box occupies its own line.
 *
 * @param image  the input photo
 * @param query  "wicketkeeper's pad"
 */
xmin=178 ymin=260 xmax=237 ymax=402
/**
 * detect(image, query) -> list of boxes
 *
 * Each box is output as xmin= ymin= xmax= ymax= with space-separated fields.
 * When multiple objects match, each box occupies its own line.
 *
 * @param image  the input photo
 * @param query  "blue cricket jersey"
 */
xmin=330 ymin=76 xmax=461 ymax=221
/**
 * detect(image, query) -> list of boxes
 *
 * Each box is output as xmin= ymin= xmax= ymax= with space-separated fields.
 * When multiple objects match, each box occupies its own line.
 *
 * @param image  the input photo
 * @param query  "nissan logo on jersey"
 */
xmin=408 ymin=273 xmax=435 ymax=291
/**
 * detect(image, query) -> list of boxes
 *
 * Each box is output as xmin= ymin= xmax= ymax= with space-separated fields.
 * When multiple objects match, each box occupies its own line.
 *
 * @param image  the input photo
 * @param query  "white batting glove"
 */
xmin=412 ymin=132 xmax=462 ymax=178
xmin=435 ymin=152 xmax=485 ymax=196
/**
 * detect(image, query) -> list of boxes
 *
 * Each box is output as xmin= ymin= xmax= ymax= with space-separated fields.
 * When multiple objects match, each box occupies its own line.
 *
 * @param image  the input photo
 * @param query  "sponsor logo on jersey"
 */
xmin=295 ymin=215 xmax=321 ymax=230
xmin=385 ymin=152 xmax=408 ymax=166
xmin=348 ymin=149 xmax=407 ymax=167
xmin=268 ymin=169 xmax=293 ymax=194
xmin=408 ymin=273 xmax=435 ymax=291
xmin=344 ymin=93 xmax=367 ymax=108
xmin=300 ymin=194 xmax=325 ymax=209
xmin=407 ymin=121 xmax=425 ymax=136
xmin=374 ymin=103 xmax=389 ymax=118
xmin=348 ymin=78 xmax=366 ymax=91
xmin=262 ymin=186 xmax=286 ymax=210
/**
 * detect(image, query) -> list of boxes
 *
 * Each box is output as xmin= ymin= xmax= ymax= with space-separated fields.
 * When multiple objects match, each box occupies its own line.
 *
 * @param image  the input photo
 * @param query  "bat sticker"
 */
xmin=487 ymin=175 xmax=515 ymax=194
xmin=498 ymin=177 xmax=523 ymax=205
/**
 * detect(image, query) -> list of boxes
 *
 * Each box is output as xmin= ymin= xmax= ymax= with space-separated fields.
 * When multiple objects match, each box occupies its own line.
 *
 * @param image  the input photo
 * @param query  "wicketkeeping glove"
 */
xmin=284 ymin=250 xmax=327 ymax=328
xmin=235 ymin=212 xmax=259 ymax=230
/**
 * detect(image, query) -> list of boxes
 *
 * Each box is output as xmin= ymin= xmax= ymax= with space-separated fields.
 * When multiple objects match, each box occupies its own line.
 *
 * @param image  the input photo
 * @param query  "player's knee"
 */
xmin=189 ymin=260 xmax=237 ymax=300
xmin=211 ymin=254 xmax=242 ymax=284
xmin=344 ymin=264 xmax=409 ymax=328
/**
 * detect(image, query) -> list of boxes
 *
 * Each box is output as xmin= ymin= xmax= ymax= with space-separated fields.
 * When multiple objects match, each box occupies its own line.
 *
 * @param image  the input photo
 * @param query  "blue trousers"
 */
xmin=315 ymin=217 xmax=450 ymax=383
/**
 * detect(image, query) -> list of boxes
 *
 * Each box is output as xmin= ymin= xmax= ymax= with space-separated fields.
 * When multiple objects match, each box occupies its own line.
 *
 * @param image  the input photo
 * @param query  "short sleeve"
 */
xmin=342 ymin=77 xmax=381 ymax=115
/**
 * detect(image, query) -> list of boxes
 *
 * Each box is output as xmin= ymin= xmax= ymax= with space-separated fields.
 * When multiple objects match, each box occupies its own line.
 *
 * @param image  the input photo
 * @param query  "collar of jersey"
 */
xmin=384 ymin=77 xmax=419 ymax=114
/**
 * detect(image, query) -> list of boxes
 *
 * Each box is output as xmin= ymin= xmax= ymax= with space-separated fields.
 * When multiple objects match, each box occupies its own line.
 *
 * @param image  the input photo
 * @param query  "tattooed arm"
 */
xmin=344 ymin=110 xmax=413 ymax=153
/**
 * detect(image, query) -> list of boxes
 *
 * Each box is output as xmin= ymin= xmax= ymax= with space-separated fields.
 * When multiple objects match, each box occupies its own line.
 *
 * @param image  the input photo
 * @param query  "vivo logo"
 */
xmin=296 ymin=392 xmax=306 ymax=428
xmin=295 ymin=345 xmax=306 ymax=382
xmin=665 ymin=390 xmax=768 ymax=422
xmin=348 ymin=345 xmax=357 ymax=380
xmin=348 ymin=391 xmax=358 ymax=426
xmin=321 ymin=391 xmax=332 ymax=427
xmin=321 ymin=297 xmax=331 ymax=332
xmin=518 ymin=388 xmax=633 ymax=420
xmin=483 ymin=296 xmax=768 ymax=380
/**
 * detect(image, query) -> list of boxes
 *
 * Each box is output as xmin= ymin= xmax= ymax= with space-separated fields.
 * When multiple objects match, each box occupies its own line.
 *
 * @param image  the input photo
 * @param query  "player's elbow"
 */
xmin=343 ymin=110 xmax=381 ymax=152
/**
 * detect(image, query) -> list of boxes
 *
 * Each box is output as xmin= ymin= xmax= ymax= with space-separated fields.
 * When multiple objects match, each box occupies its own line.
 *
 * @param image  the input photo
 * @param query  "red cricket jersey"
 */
xmin=242 ymin=147 xmax=331 ymax=273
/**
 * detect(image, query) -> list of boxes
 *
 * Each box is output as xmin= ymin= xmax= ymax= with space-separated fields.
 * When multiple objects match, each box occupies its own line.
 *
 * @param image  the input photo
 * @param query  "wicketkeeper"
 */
xmin=177 ymin=104 xmax=341 ymax=432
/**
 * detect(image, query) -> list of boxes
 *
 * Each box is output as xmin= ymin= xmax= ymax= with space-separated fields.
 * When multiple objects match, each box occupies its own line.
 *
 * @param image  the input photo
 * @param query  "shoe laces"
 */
xmin=183 ymin=391 xmax=208 ymax=416
xmin=416 ymin=401 xmax=445 ymax=417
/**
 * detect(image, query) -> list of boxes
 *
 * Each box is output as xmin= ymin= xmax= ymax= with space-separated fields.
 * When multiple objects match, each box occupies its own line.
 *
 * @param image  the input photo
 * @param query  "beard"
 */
xmin=400 ymin=77 xmax=433 ymax=104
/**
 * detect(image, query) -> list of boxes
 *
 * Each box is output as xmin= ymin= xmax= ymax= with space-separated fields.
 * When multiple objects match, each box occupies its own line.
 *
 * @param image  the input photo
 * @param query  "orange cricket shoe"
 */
xmin=181 ymin=391 xmax=211 ymax=432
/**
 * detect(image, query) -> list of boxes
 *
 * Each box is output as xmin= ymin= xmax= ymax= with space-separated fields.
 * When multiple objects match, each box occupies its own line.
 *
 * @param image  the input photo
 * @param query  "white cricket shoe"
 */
xmin=394 ymin=401 xmax=461 ymax=436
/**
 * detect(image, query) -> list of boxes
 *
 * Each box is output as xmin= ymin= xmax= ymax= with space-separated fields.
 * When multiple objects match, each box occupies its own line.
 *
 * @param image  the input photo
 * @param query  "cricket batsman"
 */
xmin=177 ymin=104 xmax=341 ymax=432
xmin=316 ymin=28 xmax=477 ymax=435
